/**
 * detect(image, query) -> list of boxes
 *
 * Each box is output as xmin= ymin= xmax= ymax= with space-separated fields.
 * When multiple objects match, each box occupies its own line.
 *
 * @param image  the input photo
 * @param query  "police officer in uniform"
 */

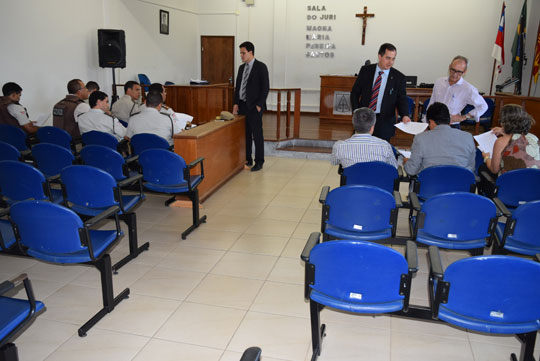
xmin=111 ymin=81 xmax=141 ymax=125
xmin=0 ymin=82 xmax=39 ymax=134
xmin=77 ymin=91 xmax=126 ymax=141
xmin=126 ymin=92 xmax=180 ymax=145
xmin=52 ymin=79 xmax=90 ymax=137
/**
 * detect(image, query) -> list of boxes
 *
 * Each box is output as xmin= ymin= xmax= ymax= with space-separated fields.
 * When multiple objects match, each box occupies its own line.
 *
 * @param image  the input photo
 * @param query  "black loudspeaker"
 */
xmin=98 ymin=29 xmax=126 ymax=68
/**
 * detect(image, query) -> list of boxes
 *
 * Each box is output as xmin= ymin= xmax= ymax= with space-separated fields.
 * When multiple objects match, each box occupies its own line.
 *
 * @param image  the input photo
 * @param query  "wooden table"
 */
xmin=165 ymin=83 xmax=234 ymax=125
xmin=173 ymin=116 xmax=245 ymax=202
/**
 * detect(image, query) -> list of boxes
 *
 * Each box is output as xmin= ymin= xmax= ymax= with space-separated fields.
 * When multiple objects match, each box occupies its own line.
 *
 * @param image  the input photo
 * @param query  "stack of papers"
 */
xmin=174 ymin=113 xmax=194 ymax=130
xmin=33 ymin=113 xmax=50 ymax=127
xmin=474 ymin=130 xmax=497 ymax=154
xmin=394 ymin=121 xmax=428 ymax=135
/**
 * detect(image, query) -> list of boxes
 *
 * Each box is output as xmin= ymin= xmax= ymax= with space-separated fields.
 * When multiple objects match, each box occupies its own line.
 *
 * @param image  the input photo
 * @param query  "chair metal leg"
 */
xmin=310 ymin=300 xmax=326 ymax=361
xmin=112 ymin=212 xmax=150 ymax=272
xmin=78 ymin=254 xmax=130 ymax=337
xmin=164 ymin=195 xmax=177 ymax=206
xmin=0 ymin=343 xmax=18 ymax=361
xmin=181 ymin=189 xmax=207 ymax=240
xmin=512 ymin=332 xmax=537 ymax=361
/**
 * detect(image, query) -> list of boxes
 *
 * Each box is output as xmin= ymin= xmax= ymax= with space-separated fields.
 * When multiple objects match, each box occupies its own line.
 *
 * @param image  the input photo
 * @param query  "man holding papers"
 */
xmin=404 ymin=102 xmax=475 ymax=175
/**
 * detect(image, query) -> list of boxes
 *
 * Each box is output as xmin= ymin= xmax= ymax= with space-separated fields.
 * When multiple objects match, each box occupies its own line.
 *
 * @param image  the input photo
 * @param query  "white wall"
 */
xmin=1 ymin=0 xmax=538 ymax=119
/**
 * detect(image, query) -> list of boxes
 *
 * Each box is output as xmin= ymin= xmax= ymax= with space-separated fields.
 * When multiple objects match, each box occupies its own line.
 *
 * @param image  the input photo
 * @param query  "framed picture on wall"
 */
xmin=160 ymin=10 xmax=169 ymax=35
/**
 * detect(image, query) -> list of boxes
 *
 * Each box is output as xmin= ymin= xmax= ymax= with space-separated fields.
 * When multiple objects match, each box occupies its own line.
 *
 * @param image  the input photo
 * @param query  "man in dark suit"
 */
xmin=233 ymin=41 xmax=270 ymax=172
xmin=350 ymin=43 xmax=410 ymax=141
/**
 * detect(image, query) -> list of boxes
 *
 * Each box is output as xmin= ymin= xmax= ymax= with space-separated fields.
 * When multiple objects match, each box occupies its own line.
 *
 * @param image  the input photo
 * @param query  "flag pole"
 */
xmin=528 ymin=21 xmax=540 ymax=96
xmin=490 ymin=59 xmax=497 ymax=95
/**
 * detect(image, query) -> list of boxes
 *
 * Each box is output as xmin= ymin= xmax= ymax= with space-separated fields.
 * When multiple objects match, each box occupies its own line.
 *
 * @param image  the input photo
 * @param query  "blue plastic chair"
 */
xmin=319 ymin=185 xmax=402 ymax=242
xmin=82 ymin=130 xmax=119 ymax=150
xmin=494 ymin=200 xmax=540 ymax=256
xmin=0 ymin=273 xmax=44 ymax=360
xmin=139 ymin=148 xmax=206 ymax=239
xmin=411 ymin=165 xmax=476 ymax=201
xmin=137 ymin=74 xmax=151 ymax=92
xmin=10 ymin=200 xmax=129 ymax=337
xmin=80 ymin=145 xmax=138 ymax=182
xmin=37 ymin=126 xmax=76 ymax=153
xmin=0 ymin=141 xmax=20 ymax=161
xmin=130 ymin=133 xmax=171 ymax=155
xmin=429 ymin=247 xmax=540 ymax=361
xmin=0 ymin=208 xmax=15 ymax=251
xmin=60 ymin=165 xmax=148 ymax=271
xmin=32 ymin=143 xmax=75 ymax=178
xmin=461 ymin=97 xmax=495 ymax=134
xmin=410 ymin=192 xmax=498 ymax=254
xmin=302 ymin=233 xmax=417 ymax=361
xmin=493 ymin=168 xmax=540 ymax=212
xmin=0 ymin=124 xmax=30 ymax=154
xmin=0 ymin=160 xmax=63 ymax=205
xmin=340 ymin=161 xmax=401 ymax=193
xmin=420 ymin=97 xmax=430 ymax=119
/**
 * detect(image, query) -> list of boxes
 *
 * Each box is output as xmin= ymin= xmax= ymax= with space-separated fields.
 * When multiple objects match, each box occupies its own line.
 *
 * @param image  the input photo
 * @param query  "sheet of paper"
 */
xmin=33 ymin=113 xmax=50 ymax=127
xmin=174 ymin=113 xmax=193 ymax=130
xmin=399 ymin=150 xmax=411 ymax=158
xmin=394 ymin=121 xmax=428 ymax=135
xmin=474 ymin=130 xmax=497 ymax=154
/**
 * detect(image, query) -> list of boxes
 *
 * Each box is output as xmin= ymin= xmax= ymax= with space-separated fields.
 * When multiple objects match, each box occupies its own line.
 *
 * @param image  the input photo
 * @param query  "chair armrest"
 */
xmin=337 ymin=164 xmax=343 ymax=175
xmin=397 ymin=165 xmax=404 ymax=179
xmin=428 ymin=246 xmax=444 ymax=280
xmin=46 ymin=174 xmax=61 ymax=182
xmin=186 ymin=157 xmax=204 ymax=170
xmin=535 ymin=254 xmax=540 ymax=263
xmin=125 ymin=154 xmax=139 ymax=164
xmin=480 ymin=170 xmax=495 ymax=185
xmin=301 ymin=232 xmax=320 ymax=262
xmin=393 ymin=191 xmax=403 ymax=208
xmin=117 ymin=173 xmax=143 ymax=188
xmin=493 ymin=197 xmax=511 ymax=218
xmin=0 ymin=207 xmax=9 ymax=217
xmin=409 ymin=191 xmax=420 ymax=210
xmin=240 ymin=347 xmax=262 ymax=361
xmin=84 ymin=205 xmax=120 ymax=228
xmin=0 ymin=273 xmax=28 ymax=295
xmin=406 ymin=241 xmax=418 ymax=272
xmin=319 ymin=186 xmax=330 ymax=204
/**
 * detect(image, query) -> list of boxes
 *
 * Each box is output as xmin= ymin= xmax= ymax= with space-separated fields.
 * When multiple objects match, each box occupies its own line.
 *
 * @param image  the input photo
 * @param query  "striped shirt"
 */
xmin=331 ymin=133 xmax=398 ymax=168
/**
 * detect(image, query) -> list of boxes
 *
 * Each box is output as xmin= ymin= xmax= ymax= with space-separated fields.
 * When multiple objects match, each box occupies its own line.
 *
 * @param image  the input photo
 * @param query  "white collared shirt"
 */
xmin=428 ymin=77 xmax=488 ymax=122
xmin=125 ymin=107 xmax=180 ymax=145
xmin=77 ymin=108 xmax=126 ymax=141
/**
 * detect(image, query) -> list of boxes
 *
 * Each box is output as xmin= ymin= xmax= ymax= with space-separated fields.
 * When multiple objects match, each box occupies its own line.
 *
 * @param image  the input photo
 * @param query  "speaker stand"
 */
xmin=111 ymin=68 xmax=119 ymax=104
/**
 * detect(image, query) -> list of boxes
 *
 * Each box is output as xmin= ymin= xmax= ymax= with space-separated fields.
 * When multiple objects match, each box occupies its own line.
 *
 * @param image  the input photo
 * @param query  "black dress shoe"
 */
xmin=251 ymin=164 xmax=263 ymax=172
xmin=246 ymin=161 xmax=253 ymax=167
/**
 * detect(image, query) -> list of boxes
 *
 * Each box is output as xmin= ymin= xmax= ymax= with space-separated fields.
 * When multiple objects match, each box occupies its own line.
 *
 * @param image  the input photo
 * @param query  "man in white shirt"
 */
xmin=126 ymin=92 xmax=180 ymax=145
xmin=426 ymin=56 xmax=488 ymax=125
xmin=77 ymin=91 xmax=126 ymax=141
xmin=0 ymin=82 xmax=39 ymax=134
xmin=111 ymin=81 xmax=141 ymax=124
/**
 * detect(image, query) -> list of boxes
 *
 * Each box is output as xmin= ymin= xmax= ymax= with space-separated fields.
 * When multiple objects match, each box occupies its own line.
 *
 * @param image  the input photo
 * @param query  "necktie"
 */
xmin=369 ymin=71 xmax=383 ymax=111
xmin=240 ymin=63 xmax=250 ymax=101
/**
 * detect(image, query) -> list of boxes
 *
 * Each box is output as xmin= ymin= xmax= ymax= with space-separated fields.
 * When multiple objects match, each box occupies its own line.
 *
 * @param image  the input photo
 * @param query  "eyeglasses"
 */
xmin=449 ymin=68 xmax=465 ymax=75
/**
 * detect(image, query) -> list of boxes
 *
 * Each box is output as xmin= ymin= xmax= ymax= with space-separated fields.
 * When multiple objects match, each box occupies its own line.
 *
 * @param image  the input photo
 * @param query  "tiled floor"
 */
xmin=1 ymin=157 xmax=533 ymax=361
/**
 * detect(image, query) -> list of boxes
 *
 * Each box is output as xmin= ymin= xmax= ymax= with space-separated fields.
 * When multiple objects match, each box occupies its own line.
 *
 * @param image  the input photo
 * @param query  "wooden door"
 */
xmin=201 ymin=36 xmax=235 ymax=84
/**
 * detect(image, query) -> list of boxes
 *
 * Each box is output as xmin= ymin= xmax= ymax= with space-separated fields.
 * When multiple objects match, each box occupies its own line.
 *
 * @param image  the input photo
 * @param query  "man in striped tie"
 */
xmin=350 ymin=43 xmax=410 ymax=142
xmin=233 ymin=41 xmax=270 ymax=172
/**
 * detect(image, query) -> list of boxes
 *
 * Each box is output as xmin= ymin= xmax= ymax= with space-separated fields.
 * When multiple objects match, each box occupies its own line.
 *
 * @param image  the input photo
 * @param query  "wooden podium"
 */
xmin=165 ymin=83 xmax=234 ymax=125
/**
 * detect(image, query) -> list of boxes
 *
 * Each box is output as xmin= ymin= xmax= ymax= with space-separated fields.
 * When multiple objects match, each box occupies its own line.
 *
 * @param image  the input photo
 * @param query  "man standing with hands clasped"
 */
xmin=350 ymin=43 xmax=410 ymax=142
xmin=233 ymin=41 xmax=269 ymax=172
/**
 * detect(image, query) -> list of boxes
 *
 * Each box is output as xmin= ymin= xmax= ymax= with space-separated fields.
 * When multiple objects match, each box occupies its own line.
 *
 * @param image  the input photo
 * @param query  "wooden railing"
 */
xmin=270 ymin=88 xmax=301 ymax=140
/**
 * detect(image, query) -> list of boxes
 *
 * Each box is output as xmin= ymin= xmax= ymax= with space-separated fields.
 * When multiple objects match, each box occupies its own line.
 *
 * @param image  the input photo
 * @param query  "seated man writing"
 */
xmin=331 ymin=107 xmax=397 ymax=169
xmin=404 ymin=102 xmax=475 ymax=176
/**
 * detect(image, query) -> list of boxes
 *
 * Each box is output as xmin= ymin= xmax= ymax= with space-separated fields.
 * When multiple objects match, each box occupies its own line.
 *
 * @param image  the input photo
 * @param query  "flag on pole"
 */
xmin=532 ymin=22 xmax=540 ymax=84
xmin=511 ymin=0 xmax=527 ymax=94
xmin=492 ymin=2 xmax=506 ymax=80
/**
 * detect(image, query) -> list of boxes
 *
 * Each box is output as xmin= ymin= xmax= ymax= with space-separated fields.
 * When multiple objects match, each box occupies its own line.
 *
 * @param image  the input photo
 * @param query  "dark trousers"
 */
xmin=373 ymin=114 xmax=395 ymax=142
xmin=239 ymin=101 xmax=264 ymax=165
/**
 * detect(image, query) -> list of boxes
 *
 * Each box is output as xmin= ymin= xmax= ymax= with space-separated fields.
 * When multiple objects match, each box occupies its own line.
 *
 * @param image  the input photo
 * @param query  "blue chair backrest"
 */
xmin=82 ymin=130 xmax=119 ymax=150
xmin=61 ymin=165 xmax=117 ymax=208
xmin=421 ymin=192 xmax=496 ymax=241
xmin=37 ymin=126 xmax=72 ymax=150
xmin=0 ymin=141 xmax=20 ymax=161
xmin=443 ymin=256 xmax=540 ymax=324
xmin=0 ymin=160 xmax=48 ymax=202
xmin=138 ymin=74 xmax=151 ymax=92
xmin=10 ymin=200 xmax=87 ymax=254
xmin=131 ymin=133 xmax=170 ymax=155
xmin=80 ymin=145 xmax=126 ymax=181
xmin=421 ymin=97 xmax=430 ymax=118
xmin=406 ymin=96 xmax=414 ymax=116
xmin=508 ymin=200 xmax=540 ymax=248
xmin=325 ymin=185 xmax=395 ymax=232
xmin=461 ymin=98 xmax=495 ymax=120
xmin=0 ymin=124 xmax=28 ymax=151
xmin=139 ymin=148 xmax=187 ymax=185
xmin=495 ymin=168 xmax=540 ymax=208
xmin=343 ymin=161 xmax=398 ymax=193
xmin=32 ymin=143 xmax=75 ymax=177
xmin=310 ymin=240 xmax=408 ymax=304
xmin=417 ymin=165 xmax=475 ymax=200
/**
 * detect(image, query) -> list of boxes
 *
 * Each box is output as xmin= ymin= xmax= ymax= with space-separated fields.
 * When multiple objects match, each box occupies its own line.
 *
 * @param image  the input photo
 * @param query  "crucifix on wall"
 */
xmin=355 ymin=6 xmax=374 ymax=45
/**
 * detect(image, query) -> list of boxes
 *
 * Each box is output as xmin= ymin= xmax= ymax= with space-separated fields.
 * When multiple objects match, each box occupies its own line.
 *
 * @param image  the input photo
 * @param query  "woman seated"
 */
xmin=479 ymin=104 xmax=540 ymax=195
